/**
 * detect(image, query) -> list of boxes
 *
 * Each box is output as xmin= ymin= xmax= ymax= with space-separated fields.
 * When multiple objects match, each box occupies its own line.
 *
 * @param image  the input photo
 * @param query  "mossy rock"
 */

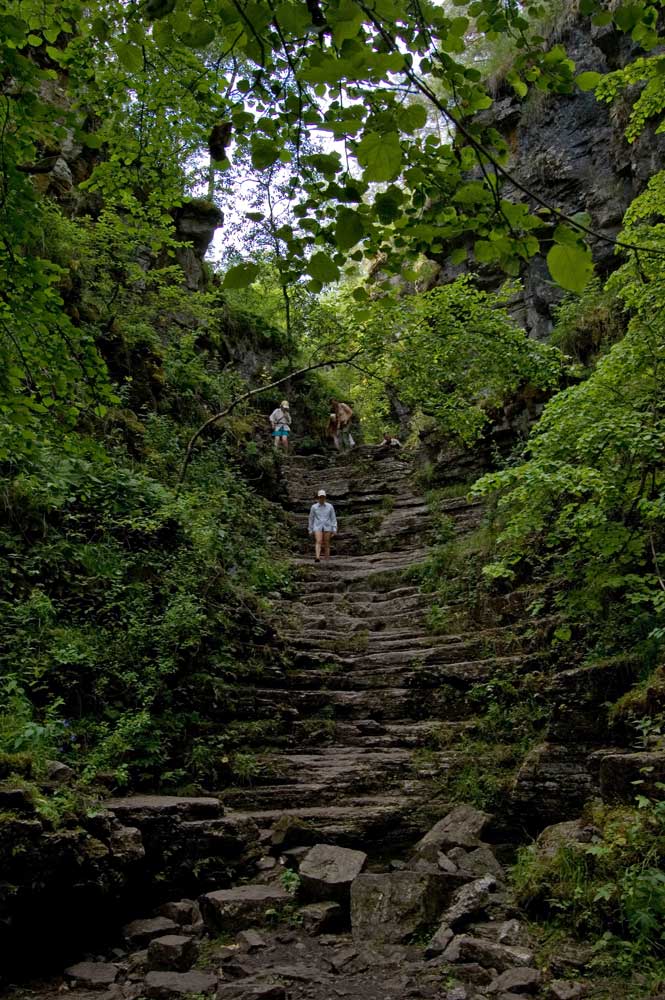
xmin=0 ymin=753 xmax=33 ymax=780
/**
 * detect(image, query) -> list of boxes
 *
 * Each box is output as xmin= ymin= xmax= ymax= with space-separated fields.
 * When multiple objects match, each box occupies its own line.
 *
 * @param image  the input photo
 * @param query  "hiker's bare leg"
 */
xmin=322 ymin=532 xmax=331 ymax=560
xmin=314 ymin=530 xmax=323 ymax=561
xmin=273 ymin=436 xmax=279 ymax=449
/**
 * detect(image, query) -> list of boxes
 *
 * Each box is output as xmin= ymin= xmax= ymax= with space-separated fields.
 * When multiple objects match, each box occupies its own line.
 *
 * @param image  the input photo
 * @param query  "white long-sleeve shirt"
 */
xmin=309 ymin=501 xmax=337 ymax=533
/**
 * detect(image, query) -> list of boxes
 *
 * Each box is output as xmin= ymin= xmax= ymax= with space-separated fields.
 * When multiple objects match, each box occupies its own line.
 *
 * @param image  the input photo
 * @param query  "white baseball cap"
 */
xmin=317 ymin=489 xmax=326 ymax=497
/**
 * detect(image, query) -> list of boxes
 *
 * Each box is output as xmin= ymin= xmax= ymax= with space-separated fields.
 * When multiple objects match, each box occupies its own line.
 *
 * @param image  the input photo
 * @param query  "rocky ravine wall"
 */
xmin=431 ymin=19 xmax=665 ymax=340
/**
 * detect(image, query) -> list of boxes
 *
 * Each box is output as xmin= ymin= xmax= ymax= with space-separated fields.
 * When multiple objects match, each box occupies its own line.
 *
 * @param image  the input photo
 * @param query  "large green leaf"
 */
xmin=546 ymin=243 xmax=594 ymax=292
xmin=398 ymin=103 xmax=428 ymax=134
xmin=251 ymin=138 xmax=281 ymax=170
xmin=116 ymin=42 xmax=143 ymax=73
xmin=222 ymin=262 xmax=260 ymax=289
xmin=576 ymin=71 xmax=602 ymax=91
xmin=335 ymin=209 xmax=364 ymax=251
xmin=356 ymin=132 xmax=402 ymax=182
xmin=307 ymin=253 xmax=340 ymax=284
xmin=181 ymin=19 xmax=215 ymax=47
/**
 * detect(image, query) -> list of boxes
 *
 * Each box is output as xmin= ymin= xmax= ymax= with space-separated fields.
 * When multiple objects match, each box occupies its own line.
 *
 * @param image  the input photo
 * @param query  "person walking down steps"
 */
xmin=308 ymin=489 xmax=338 ymax=562
xmin=269 ymin=399 xmax=291 ymax=451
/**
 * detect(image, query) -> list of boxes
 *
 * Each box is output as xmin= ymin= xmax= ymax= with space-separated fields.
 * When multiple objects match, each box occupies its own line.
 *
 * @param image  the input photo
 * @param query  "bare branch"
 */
xmin=177 ymin=351 xmax=362 ymax=489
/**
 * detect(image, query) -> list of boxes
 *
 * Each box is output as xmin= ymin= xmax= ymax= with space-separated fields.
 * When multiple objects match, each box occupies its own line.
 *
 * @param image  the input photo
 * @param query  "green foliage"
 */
xmin=474 ymin=203 xmax=665 ymax=646
xmin=513 ymin=796 xmax=665 ymax=971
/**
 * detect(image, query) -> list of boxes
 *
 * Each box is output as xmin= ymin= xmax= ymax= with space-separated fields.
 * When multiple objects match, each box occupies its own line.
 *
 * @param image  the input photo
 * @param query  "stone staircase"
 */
xmin=221 ymin=447 xmax=530 ymax=848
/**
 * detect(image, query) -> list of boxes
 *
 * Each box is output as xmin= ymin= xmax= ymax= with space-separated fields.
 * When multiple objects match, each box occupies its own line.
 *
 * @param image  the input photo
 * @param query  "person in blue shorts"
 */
xmin=269 ymin=400 xmax=291 ymax=451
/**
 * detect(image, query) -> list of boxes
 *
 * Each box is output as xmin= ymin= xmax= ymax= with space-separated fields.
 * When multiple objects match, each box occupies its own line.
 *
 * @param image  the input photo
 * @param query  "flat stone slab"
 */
xmin=64 ymin=962 xmax=118 ymax=989
xmin=124 ymin=916 xmax=180 ymax=946
xmin=106 ymin=795 xmax=223 ymax=819
xmin=200 ymin=884 xmax=290 ymax=932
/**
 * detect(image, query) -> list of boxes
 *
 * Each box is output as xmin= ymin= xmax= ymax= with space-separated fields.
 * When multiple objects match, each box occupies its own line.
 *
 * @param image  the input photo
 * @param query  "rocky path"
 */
xmin=220 ymin=447 xmax=492 ymax=847
xmin=10 ymin=450 xmax=592 ymax=1000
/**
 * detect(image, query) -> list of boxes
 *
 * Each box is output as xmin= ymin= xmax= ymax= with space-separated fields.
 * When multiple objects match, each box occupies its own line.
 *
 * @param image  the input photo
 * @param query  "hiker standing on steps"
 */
xmin=269 ymin=399 xmax=291 ymax=451
xmin=308 ymin=489 xmax=337 ymax=562
xmin=329 ymin=399 xmax=355 ymax=450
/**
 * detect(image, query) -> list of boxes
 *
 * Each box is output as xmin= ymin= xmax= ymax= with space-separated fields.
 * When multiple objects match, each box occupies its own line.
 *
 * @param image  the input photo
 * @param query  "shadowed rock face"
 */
xmin=431 ymin=21 xmax=665 ymax=340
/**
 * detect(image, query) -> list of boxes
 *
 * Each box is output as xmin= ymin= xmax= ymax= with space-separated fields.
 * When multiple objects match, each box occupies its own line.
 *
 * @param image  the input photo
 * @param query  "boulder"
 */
xmin=351 ymin=871 xmax=452 ymax=945
xmin=64 ymin=962 xmax=119 ymax=989
xmin=412 ymin=805 xmax=492 ymax=861
xmin=440 ymin=875 xmax=497 ymax=929
xmin=299 ymin=844 xmax=367 ymax=904
xmin=489 ymin=967 xmax=542 ymax=993
xmin=147 ymin=935 xmax=198 ymax=972
xmin=124 ymin=917 xmax=180 ymax=947
xmin=536 ymin=820 xmax=598 ymax=860
xmin=46 ymin=760 xmax=76 ymax=784
xmin=143 ymin=971 xmax=217 ymax=998
xmin=299 ymin=901 xmax=344 ymax=935
xmin=444 ymin=936 xmax=534 ymax=971
xmin=200 ymin=884 xmax=289 ymax=932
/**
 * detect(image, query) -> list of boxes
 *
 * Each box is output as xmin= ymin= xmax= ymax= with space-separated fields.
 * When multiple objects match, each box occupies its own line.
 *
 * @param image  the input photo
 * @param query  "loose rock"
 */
xmin=200 ymin=885 xmax=289 ymax=932
xmin=444 ymin=936 xmax=534 ymax=972
xmin=440 ymin=875 xmax=497 ymax=929
xmin=147 ymin=935 xmax=198 ymax=972
xmin=412 ymin=805 xmax=492 ymax=862
xmin=237 ymin=930 xmax=267 ymax=952
xmin=299 ymin=844 xmax=367 ymax=904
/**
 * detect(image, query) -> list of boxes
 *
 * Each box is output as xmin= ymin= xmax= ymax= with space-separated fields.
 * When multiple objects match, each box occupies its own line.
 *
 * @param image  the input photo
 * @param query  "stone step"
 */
xmin=248 ymin=684 xmax=469 ymax=720
xmin=292 ymin=586 xmax=424 ymax=607
xmin=226 ymin=797 xmax=434 ymax=847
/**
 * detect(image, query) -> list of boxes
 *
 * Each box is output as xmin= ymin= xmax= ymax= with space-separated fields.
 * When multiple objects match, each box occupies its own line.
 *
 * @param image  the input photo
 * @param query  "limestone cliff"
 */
xmin=432 ymin=21 xmax=665 ymax=339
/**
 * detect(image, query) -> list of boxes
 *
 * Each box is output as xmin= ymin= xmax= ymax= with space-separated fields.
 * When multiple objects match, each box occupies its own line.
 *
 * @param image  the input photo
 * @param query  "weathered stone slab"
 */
xmin=106 ymin=795 xmax=223 ymax=820
xmin=124 ymin=916 xmax=180 ymax=946
xmin=299 ymin=844 xmax=367 ymax=904
xmin=200 ymin=884 xmax=289 ymax=932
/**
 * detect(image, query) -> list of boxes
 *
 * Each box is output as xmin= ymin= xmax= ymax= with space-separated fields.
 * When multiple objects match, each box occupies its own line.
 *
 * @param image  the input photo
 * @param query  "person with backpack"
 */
xmin=269 ymin=400 xmax=292 ymax=450
xmin=308 ymin=489 xmax=338 ymax=562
